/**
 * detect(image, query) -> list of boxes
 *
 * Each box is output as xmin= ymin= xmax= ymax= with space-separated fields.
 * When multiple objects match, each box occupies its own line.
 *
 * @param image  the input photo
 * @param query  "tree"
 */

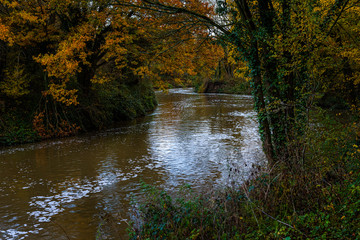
xmin=0 ymin=0 xmax=223 ymax=140
xmin=117 ymin=0 xmax=360 ymax=165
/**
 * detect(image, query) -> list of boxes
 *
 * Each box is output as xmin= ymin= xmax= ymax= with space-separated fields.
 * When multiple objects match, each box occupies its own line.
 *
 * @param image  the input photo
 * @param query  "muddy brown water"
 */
xmin=0 ymin=88 xmax=266 ymax=239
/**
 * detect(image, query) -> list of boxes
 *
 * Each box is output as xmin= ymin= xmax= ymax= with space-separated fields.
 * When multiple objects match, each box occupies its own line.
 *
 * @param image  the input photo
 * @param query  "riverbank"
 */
xmin=128 ymin=108 xmax=360 ymax=239
xmin=0 ymin=81 xmax=157 ymax=147
xmin=0 ymin=89 xmax=265 ymax=239
xmin=195 ymin=79 xmax=251 ymax=95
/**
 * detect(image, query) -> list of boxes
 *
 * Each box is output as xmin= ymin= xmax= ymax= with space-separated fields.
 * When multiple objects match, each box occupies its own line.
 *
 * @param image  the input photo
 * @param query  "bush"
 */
xmin=0 ymin=112 xmax=39 ymax=146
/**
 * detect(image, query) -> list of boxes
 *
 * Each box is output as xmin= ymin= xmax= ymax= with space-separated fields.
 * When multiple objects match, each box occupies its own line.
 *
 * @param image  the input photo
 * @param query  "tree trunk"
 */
xmin=78 ymin=64 xmax=95 ymax=95
xmin=235 ymin=0 xmax=276 ymax=164
xmin=248 ymin=40 xmax=275 ymax=165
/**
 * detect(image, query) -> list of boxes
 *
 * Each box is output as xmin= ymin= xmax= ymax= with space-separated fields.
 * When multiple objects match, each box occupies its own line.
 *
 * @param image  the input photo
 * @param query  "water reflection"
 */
xmin=0 ymin=88 xmax=265 ymax=239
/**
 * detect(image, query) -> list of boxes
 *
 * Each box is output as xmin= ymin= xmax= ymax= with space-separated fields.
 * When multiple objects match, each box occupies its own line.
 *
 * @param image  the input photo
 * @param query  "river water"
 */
xmin=0 ymin=88 xmax=266 ymax=239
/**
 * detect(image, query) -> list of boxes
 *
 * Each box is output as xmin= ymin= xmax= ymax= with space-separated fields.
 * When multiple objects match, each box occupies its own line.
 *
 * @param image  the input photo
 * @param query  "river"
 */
xmin=0 ymin=88 xmax=266 ymax=239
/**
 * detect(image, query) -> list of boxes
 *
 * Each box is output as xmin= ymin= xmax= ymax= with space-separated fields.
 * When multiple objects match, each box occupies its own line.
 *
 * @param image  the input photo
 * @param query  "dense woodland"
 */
xmin=1 ymin=0 xmax=360 ymax=239
xmin=0 ymin=0 xmax=224 ymax=144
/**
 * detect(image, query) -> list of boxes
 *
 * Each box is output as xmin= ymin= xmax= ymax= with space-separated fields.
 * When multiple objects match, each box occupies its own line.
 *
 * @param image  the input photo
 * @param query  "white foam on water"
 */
xmin=1 ymin=165 xmax=144 ymax=240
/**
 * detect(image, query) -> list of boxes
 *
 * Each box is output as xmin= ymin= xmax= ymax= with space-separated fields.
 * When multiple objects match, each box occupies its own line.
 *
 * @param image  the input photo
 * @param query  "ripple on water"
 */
xmin=0 ymin=88 xmax=266 ymax=239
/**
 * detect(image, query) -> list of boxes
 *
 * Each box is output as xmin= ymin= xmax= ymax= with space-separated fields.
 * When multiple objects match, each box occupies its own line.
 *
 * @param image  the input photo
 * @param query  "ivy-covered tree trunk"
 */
xmin=234 ymin=0 xmax=277 ymax=164
xmin=258 ymin=0 xmax=289 ymax=162
xmin=265 ymin=0 xmax=295 ymax=163
xmin=248 ymin=41 xmax=275 ymax=164
xmin=235 ymin=0 xmax=303 ymax=165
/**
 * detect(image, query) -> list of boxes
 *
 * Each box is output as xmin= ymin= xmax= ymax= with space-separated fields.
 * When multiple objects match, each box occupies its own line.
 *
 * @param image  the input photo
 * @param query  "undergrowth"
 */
xmin=128 ymin=109 xmax=360 ymax=239
xmin=0 ymin=80 xmax=157 ymax=146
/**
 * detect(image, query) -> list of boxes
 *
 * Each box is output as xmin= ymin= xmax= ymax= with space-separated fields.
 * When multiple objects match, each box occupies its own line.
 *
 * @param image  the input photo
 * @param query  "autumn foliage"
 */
xmin=0 ymin=0 xmax=223 ymax=140
xmin=1 ymin=0 xmax=360 ymax=238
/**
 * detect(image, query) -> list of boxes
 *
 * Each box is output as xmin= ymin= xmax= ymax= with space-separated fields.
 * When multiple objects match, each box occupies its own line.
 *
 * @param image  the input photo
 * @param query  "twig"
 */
xmin=243 ymin=189 xmax=308 ymax=237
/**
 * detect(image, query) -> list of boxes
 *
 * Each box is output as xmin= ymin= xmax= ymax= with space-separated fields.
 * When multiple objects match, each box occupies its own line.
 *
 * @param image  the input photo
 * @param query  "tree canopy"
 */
xmin=0 ymin=0 xmax=223 ymax=140
xmin=116 ymin=0 xmax=360 ymax=164
xmin=1 ymin=0 xmax=359 ymax=159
